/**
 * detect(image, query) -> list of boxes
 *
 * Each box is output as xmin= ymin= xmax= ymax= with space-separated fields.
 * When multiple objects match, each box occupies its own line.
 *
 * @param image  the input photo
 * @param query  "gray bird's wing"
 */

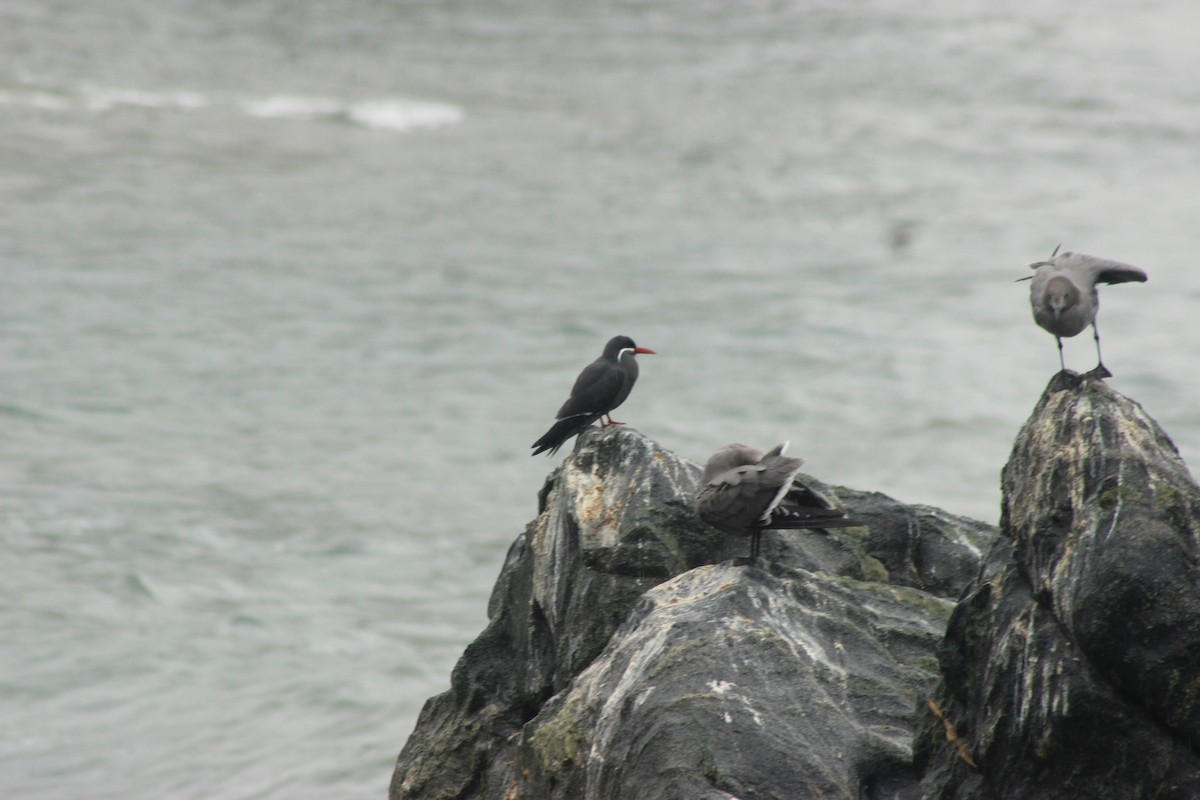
xmin=756 ymin=454 xmax=866 ymax=528
xmin=696 ymin=457 xmax=804 ymax=533
xmin=753 ymin=455 xmax=806 ymax=522
xmin=1057 ymin=251 xmax=1148 ymax=286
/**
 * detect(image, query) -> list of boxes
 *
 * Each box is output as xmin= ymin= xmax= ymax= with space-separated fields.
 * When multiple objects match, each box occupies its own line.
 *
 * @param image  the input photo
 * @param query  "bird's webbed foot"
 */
xmin=1048 ymin=370 xmax=1084 ymax=393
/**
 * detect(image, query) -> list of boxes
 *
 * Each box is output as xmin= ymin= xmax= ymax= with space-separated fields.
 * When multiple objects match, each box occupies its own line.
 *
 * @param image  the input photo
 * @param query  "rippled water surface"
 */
xmin=4 ymin=1 xmax=1200 ymax=797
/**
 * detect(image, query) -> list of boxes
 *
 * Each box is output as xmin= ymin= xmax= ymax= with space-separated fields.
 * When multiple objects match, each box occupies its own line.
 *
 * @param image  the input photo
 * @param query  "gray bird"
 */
xmin=1021 ymin=248 xmax=1147 ymax=378
xmin=695 ymin=442 xmax=864 ymax=563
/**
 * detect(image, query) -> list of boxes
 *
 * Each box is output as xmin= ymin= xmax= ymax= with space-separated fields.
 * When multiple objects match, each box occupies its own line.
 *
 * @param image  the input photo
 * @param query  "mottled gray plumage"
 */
xmin=1025 ymin=250 xmax=1147 ymax=377
xmin=696 ymin=441 xmax=863 ymax=562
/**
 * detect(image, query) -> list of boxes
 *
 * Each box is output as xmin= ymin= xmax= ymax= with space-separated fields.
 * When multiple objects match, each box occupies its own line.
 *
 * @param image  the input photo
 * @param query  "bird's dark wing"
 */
xmin=1094 ymin=265 xmax=1148 ymax=285
xmin=768 ymin=477 xmax=865 ymax=529
xmin=755 ymin=455 xmax=805 ymax=515
xmin=696 ymin=476 xmax=756 ymax=534
xmin=697 ymin=461 xmax=798 ymax=533
xmin=1061 ymin=252 xmax=1147 ymax=286
xmin=746 ymin=455 xmax=864 ymax=529
xmin=556 ymin=360 xmax=625 ymax=418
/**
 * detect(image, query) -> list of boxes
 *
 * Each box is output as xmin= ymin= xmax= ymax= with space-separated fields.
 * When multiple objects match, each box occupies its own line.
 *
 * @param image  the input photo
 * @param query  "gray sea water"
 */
xmin=4 ymin=1 xmax=1199 ymax=797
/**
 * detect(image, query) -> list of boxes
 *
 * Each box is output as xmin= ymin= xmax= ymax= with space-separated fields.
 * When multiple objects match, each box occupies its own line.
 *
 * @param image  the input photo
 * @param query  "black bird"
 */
xmin=696 ymin=442 xmax=864 ymax=563
xmin=531 ymin=335 xmax=656 ymax=456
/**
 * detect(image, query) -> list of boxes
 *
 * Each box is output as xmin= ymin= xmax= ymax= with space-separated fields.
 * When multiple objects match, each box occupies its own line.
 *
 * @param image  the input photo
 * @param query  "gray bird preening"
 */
xmin=695 ymin=441 xmax=864 ymax=564
xmin=531 ymin=335 xmax=656 ymax=456
xmin=1022 ymin=249 xmax=1147 ymax=378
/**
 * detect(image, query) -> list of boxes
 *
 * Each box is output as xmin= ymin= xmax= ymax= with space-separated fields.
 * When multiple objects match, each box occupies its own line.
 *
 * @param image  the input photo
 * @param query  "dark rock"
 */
xmin=389 ymin=427 xmax=693 ymax=800
xmin=393 ymin=376 xmax=1200 ymax=799
xmin=916 ymin=374 xmax=1200 ymax=799
xmin=513 ymin=564 xmax=951 ymax=800
xmin=391 ymin=425 xmax=993 ymax=800
xmin=839 ymin=489 xmax=995 ymax=598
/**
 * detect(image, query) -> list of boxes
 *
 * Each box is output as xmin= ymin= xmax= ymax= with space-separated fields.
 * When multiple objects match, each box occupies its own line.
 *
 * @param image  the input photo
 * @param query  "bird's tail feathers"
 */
xmin=531 ymin=415 xmax=595 ymax=456
xmin=764 ymin=511 xmax=866 ymax=530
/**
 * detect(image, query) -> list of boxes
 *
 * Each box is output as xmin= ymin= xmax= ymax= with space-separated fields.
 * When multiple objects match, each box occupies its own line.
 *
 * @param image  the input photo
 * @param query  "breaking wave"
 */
xmin=240 ymin=95 xmax=464 ymax=132
xmin=0 ymin=83 xmax=463 ymax=133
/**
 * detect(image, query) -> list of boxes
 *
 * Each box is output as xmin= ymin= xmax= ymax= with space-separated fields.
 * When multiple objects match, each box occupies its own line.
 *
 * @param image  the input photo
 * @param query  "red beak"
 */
xmin=633 ymin=347 xmax=656 ymax=355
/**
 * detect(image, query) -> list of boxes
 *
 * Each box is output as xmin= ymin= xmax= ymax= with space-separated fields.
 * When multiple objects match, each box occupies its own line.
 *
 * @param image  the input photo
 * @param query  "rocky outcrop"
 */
xmin=916 ymin=372 xmax=1200 ymax=798
xmin=390 ymin=426 xmax=993 ymax=800
xmin=392 ymin=376 xmax=1200 ymax=799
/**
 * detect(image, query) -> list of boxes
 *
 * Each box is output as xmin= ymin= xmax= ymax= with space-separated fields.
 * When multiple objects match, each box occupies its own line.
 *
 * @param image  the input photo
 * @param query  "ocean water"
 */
xmin=4 ymin=1 xmax=1200 ymax=797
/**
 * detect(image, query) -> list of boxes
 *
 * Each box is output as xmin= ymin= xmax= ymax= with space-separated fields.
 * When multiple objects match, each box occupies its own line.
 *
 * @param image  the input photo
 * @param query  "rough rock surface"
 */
xmin=392 ymin=377 xmax=1200 ymax=799
xmin=513 ymin=564 xmax=951 ymax=800
xmin=915 ymin=373 xmax=1200 ymax=798
xmin=390 ymin=426 xmax=993 ymax=800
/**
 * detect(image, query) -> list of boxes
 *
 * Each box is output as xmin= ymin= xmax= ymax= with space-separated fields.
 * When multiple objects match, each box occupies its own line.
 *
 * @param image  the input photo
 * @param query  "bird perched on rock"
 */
xmin=531 ymin=335 xmax=656 ymax=456
xmin=696 ymin=442 xmax=864 ymax=563
xmin=1021 ymin=248 xmax=1147 ymax=378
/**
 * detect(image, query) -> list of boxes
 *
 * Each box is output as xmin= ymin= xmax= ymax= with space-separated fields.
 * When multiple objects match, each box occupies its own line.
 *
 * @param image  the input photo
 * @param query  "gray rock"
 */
xmin=391 ymin=425 xmax=993 ymax=800
xmin=513 ymin=564 xmax=951 ymax=800
xmin=393 ymin=375 xmax=1200 ymax=799
xmin=837 ymin=488 xmax=995 ymax=598
xmin=916 ymin=373 xmax=1200 ymax=799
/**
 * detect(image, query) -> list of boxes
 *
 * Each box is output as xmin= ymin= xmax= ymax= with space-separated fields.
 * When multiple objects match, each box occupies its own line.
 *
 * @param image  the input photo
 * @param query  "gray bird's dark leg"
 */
xmin=1056 ymin=336 xmax=1066 ymax=372
xmin=1086 ymin=321 xmax=1112 ymax=379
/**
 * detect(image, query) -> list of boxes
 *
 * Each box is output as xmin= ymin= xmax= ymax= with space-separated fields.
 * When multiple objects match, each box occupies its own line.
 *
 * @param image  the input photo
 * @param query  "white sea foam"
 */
xmin=0 ymin=89 xmax=71 ymax=110
xmin=346 ymin=99 xmax=464 ymax=132
xmin=0 ymin=84 xmax=462 ymax=133
xmin=80 ymin=86 xmax=209 ymax=111
xmin=243 ymin=94 xmax=464 ymax=132
xmin=239 ymin=94 xmax=343 ymax=120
